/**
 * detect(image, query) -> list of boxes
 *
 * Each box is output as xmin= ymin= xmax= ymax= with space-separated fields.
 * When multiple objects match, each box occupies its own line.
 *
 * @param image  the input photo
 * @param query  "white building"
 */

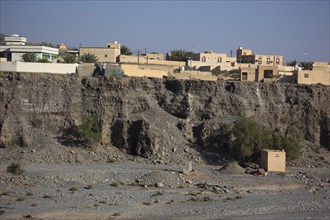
xmin=0 ymin=34 xmax=58 ymax=62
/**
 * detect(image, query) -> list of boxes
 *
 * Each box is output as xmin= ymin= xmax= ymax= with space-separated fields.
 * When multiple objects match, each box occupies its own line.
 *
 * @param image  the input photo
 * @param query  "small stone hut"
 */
xmin=260 ymin=149 xmax=286 ymax=172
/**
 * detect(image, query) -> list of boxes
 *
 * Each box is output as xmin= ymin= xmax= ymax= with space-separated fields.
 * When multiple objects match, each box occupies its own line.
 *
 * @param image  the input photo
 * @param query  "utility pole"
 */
xmin=138 ymin=50 xmax=140 ymax=65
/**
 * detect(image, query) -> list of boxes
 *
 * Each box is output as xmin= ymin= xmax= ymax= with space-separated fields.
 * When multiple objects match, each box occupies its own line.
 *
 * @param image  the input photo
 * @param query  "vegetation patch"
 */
xmin=69 ymin=187 xmax=78 ymax=192
xmin=215 ymin=116 xmax=303 ymax=161
xmin=142 ymin=201 xmax=152 ymax=206
xmin=188 ymin=196 xmax=213 ymax=202
xmin=0 ymin=192 xmax=9 ymax=196
xmin=7 ymin=162 xmax=25 ymax=175
xmin=77 ymin=115 xmax=102 ymax=146
xmin=223 ymin=195 xmax=242 ymax=202
xmin=84 ymin=184 xmax=93 ymax=190
xmin=107 ymin=157 xmax=117 ymax=163
xmin=152 ymin=191 xmax=163 ymax=196
xmin=42 ymin=195 xmax=53 ymax=199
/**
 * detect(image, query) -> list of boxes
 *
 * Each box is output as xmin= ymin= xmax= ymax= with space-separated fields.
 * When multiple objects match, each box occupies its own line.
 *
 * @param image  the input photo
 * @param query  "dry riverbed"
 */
xmin=0 ymin=161 xmax=329 ymax=220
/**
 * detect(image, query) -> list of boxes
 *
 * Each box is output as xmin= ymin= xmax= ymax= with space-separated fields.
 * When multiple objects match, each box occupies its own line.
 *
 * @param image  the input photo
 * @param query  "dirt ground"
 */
xmin=0 ymin=146 xmax=329 ymax=220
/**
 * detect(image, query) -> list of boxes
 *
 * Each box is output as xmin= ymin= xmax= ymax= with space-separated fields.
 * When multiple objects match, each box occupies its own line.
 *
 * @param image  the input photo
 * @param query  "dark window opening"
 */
xmin=264 ymin=70 xmax=273 ymax=78
xmin=242 ymin=72 xmax=248 ymax=80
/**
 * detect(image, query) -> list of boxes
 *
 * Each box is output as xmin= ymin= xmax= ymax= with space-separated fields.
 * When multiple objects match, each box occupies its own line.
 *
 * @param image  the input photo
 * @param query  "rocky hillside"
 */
xmin=0 ymin=72 xmax=329 ymax=164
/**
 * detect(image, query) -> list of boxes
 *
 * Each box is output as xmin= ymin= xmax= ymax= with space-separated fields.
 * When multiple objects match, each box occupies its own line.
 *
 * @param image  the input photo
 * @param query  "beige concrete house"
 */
xmin=190 ymin=51 xmax=236 ymax=71
xmin=237 ymin=47 xmax=284 ymax=82
xmin=79 ymin=42 xmax=121 ymax=63
xmin=118 ymin=54 xmax=184 ymax=67
xmin=294 ymin=62 xmax=330 ymax=85
xmin=260 ymin=149 xmax=286 ymax=172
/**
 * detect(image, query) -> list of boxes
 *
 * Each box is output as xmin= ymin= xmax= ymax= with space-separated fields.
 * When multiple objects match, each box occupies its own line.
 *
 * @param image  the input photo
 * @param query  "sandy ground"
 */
xmin=0 ymin=161 xmax=329 ymax=220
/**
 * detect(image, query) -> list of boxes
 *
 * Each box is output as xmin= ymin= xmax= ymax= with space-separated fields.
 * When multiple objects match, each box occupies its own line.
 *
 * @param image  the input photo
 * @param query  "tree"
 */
xmin=77 ymin=115 xmax=102 ymax=145
xmin=80 ymin=53 xmax=99 ymax=63
xmin=167 ymin=49 xmax=193 ymax=61
xmin=63 ymin=53 xmax=77 ymax=63
xmin=120 ymin=45 xmax=132 ymax=55
xmin=37 ymin=58 xmax=51 ymax=63
xmin=22 ymin=53 xmax=38 ymax=62
xmin=227 ymin=116 xmax=302 ymax=160
xmin=41 ymin=42 xmax=55 ymax=48
xmin=299 ymin=62 xmax=313 ymax=70
xmin=287 ymin=60 xmax=297 ymax=67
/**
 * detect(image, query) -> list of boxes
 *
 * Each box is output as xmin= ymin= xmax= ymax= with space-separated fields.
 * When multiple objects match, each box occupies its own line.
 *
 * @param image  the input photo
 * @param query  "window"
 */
xmin=264 ymin=70 xmax=273 ymax=78
xmin=258 ymin=58 xmax=262 ymax=64
xmin=105 ymin=54 xmax=108 ymax=57
xmin=267 ymin=58 xmax=271 ymax=64
xmin=242 ymin=72 xmax=248 ymax=80
xmin=202 ymin=56 xmax=206 ymax=62
xmin=218 ymin=57 xmax=222 ymax=63
xmin=276 ymin=58 xmax=280 ymax=65
xmin=304 ymin=74 xmax=309 ymax=78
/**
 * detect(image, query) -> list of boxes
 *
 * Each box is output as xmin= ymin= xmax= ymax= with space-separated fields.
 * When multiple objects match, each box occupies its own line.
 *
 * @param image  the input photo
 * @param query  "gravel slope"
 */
xmin=1 ymin=161 xmax=329 ymax=219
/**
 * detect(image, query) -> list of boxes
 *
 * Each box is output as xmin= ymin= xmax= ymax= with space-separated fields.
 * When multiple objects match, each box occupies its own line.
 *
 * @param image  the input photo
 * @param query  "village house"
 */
xmin=0 ymin=34 xmax=58 ymax=62
xmin=189 ymin=51 xmax=236 ymax=72
xmin=293 ymin=62 xmax=330 ymax=85
xmin=79 ymin=41 xmax=121 ymax=63
xmin=237 ymin=47 xmax=284 ymax=82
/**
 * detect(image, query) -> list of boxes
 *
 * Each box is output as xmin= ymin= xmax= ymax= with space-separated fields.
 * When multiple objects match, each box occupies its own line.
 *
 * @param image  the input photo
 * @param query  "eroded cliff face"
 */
xmin=0 ymin=72 xmax=329 ymax=159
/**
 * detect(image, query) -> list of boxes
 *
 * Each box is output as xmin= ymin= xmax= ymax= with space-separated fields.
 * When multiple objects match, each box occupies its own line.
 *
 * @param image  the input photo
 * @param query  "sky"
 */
xmin=1 ymin=0 xmax=329 ymax=62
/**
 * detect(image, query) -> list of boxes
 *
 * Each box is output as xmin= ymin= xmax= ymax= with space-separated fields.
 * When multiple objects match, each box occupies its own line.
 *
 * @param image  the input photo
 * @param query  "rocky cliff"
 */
xmin=0 ymin=72 xmax=329 ymax=163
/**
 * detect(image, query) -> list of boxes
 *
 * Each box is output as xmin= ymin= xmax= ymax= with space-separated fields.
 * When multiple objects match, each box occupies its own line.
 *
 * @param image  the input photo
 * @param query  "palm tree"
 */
xmin=63 ymin=53 xmax=77 ymax=63
xmin=80 ymin=53 xmax=99 ymax=63
xmin=167 ymin=50 xmax=193 ymax=61
xmin=120 ymin=45 xmax=132 ymax=55
xmin=299 ymin=62 xmax=313 ymax=70
xmin=22 ymin=53 xmax=38 ymax=62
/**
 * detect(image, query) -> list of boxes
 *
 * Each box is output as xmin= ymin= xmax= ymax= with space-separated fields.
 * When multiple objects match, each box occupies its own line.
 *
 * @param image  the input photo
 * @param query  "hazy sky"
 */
xmin=1 ymin=0 xmax=329 ymax=62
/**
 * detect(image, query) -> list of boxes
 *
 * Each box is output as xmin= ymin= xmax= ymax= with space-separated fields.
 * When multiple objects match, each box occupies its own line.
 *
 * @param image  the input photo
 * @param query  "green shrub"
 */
xmin=69 ymin=187 xmax=78 ymax=192
xmin=78 ymin=115 xmax=102 ymax=145
xmin=229 ymin=116 xmax=302 ymax=160
xmin=7 ymin=162 xmax=24 ymax=175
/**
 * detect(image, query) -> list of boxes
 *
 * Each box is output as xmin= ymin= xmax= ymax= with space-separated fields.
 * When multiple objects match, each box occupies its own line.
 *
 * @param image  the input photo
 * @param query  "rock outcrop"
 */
xmin=0 ymin=72 xmax=329 ymax=160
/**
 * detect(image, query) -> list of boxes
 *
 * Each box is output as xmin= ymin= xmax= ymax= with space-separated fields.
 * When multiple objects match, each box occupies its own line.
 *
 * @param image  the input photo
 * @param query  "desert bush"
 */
xmin=42 ymin=195 xmax=53 ymax=199
xmin=0 ymin=192 xmax=9 ymax=196
xmin=77 ymin=115 xmax=102 ymax=145
xmin=69 ymin=187 xmax=78 ymax=192
xmin=228 ymin=116 xmax=302 ymax=160
xmin=7 ymin=162 xmax=24 ymax=175
xmin=107 ymin=157 xmax=117 ymax=163
xmin=152 ymin=191 xmax=163 ymax=196
xmin=84 ymin=184 xmax=93 ymax=190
